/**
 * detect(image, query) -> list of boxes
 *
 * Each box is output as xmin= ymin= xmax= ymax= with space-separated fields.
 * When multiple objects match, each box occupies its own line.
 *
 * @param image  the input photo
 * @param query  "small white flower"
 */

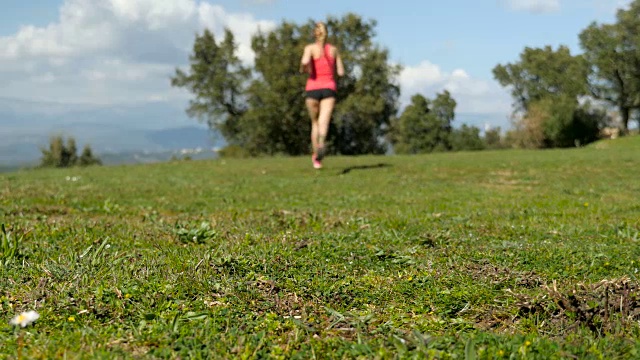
xmin=65 ymin=176 xmax=71 ymax=181
xmin=10 ymin=310 xmax=40 ymax=327
xmin=71 ymin=177 xmax=78 ymax=182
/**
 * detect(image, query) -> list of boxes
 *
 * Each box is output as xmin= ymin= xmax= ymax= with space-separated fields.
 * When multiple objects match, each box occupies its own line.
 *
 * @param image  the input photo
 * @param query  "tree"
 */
xmin=40 ymin=135 xmax=65 ymax=168
xmin=493 ymin=45 xmax=604 ymax=147
xmin=450 ymin=124 xmax=485 ymax=151
xmin=536 ymin=96 xmax=605 ymax=148
xmin=504 ymin=97 xmax=605 ymax=149
xmin=237 ymin=21 xmax=311 ymax=155
xmin=579 ymin=2 xmax=640 ymax=133
xmin=328 ymin=14 xmax=402 ymax=155
xmin=493 ymin=45 xmax=588 ymax=113
xmin=172 ymin=13 xmax=401 ymax=156
xmin=40 ymin=135 xmax=77 ymax=168
xmin=504 ymin=104 xmax=547 ymax=149
xmin=389 ymin=91 xmax=456 ymax=154
xmin=78 ymin=145 xmax=102 ymax=167
xmin=388 ymin=94 xmax=431 ymax=154
xmin=39 ymin=135 xmax=101 ymax=168
xmin=66 ymin=137 xmax=78 ymax=167
xmin=483 ymin=127 xmax=505 ymax=150
xmin=171 ymin=29 xmax=250 ymax=143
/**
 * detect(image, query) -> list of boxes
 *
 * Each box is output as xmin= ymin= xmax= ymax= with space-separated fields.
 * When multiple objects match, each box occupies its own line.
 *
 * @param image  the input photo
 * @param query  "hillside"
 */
xmin=1 ymin=144 xmax=639 ymax=357
xmin=587 ymin=133 xmax=640 ymax=150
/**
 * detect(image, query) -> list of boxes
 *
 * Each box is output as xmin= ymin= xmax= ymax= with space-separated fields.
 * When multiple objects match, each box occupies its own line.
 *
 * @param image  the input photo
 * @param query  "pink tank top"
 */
xmin=305 ymin=43 xmax=337 ymax=92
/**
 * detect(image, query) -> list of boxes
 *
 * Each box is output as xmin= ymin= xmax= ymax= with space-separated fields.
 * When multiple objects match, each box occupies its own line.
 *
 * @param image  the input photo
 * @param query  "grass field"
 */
xmin=1 ymin=137 xmax=640 ymax=359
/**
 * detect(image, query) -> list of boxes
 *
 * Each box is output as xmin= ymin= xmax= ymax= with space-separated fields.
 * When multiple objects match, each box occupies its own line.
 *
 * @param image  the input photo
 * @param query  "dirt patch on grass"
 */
xmin=465 ymin=261 xmax=544 ymax=289
xmin=251 ymin=278 xmax=316 ymax=318
xmin=479 ymin=276 xmax=640 ymax=335
xmin=268 ymin=209 xmax=355 ymax=231
xmin=483 ymin=170 xmax=539 ymax=190
xmin=4 ymin=205 xmax=73 ymax=217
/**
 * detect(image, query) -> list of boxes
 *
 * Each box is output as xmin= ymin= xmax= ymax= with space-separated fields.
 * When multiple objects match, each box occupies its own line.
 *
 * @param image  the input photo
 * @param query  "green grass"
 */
xmin=1 ymin=137 xmax=640 ymax=359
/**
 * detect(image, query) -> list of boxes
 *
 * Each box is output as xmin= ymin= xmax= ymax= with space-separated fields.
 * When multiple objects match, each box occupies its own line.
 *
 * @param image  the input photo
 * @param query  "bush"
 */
xmin=40 ymin=135 xmax=102 ymax=168
xmin=78 ymin=144 xmax=102 ymax=166
xmin=483 ymin=127 xmax=507 ymax=150
xmin=504 ymin=97 xmax=606 ymax=149
xmin=450 ymin=124 xmax=486 ymax=151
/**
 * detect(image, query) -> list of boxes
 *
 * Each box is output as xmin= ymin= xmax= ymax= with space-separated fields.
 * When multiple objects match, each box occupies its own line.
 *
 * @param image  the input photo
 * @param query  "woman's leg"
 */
xmin=316 ymin=96 xmax=335 ymax=159
xmin=305 ymin=97 xmax=320 ymax=153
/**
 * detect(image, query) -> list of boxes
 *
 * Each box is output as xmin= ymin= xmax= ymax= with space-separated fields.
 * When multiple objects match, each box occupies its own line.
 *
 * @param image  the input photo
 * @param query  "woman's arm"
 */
xmin=335 ymin=48 xmax=345 ymax=77
xmin=300 ymin=45 xmax=312 ymax=74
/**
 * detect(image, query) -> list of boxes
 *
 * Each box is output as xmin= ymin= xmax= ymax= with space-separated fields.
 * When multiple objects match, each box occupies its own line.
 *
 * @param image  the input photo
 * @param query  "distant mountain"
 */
xmin=0 ymin=125 xmax=223 ymax=166
xmin=146 ymin=126 xmax=223 ymax=150
xmin=99 ymin=148 xmax=219 ymax=166
xmin=0 ymin=96 xmax=198 ymax=130
xmin=0 ymin=97 xmax=225 ymax=166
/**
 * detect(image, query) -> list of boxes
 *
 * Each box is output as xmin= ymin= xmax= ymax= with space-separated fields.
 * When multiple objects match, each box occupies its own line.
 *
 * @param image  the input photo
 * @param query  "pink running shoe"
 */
xmin=312 ymin=154 xmax=322 ymax=169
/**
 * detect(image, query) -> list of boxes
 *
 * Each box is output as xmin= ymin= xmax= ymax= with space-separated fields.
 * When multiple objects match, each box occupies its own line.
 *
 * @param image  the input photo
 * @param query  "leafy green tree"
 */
xmin=40 ymin=135 xmax=77 ymax=168
xmin=237 ymin=21 xmax=310 ymax=155
xmin=66 ymin=137 xmax=78 ymax=167
xmin=536 ymin=96 xmax=605 ymax=148
xmin=171 ymin=29 xmax=250 ymax=143
xmin=172 ymin=13 xmax=400 ymax=156
xmin=39 ymin=135 xmax=101 ymax=168
xmin=493 ymin=45 xmax=588 ymax=112
xmin=450 ymin=124 xmax=485 ymax=151
xmin=389 ymin=91 xmax=456 ymax=154
xmin=78 ymin=145 xmax=102 ymax=167
xmin=579 ymin=2 xmax=640 ymax=133
xmin=505 ymin=96 xmax=606 ymax=149
xmin=504 ymin=105 xmax=547 ymax=149
xmin=40 ymin=135 xmax=65 ymax=168
xmin=328 ymin=15 xmax=401 ymax=155
xmin=493 ymin=45 xmax=605 ymax=147
xmin=388 ymin=94 xmax=430 ymax=154
xmin=483 ymin=127 xmax=505 ymax=149
xmin=431 ymin=90 xmax=456 ymax=131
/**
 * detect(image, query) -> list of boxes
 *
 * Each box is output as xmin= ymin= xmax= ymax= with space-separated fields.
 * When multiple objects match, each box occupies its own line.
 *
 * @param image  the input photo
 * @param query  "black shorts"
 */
xmin=305 ymin=89 xmax=336 ymax=100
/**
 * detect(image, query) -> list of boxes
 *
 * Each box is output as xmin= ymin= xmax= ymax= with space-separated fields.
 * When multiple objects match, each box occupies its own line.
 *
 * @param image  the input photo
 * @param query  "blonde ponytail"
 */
xmin=314 ymin=22 xmax=328 ymax=45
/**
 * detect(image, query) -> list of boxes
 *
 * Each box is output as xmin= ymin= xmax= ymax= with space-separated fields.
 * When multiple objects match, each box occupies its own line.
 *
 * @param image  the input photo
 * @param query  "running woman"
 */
xmin=300 ymin=21 xmax=345 ymax=169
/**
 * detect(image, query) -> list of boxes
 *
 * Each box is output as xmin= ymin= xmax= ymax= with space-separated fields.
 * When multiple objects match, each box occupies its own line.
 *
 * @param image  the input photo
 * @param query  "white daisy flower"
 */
xmin=10 ymin=310 xmax=40 ymax=327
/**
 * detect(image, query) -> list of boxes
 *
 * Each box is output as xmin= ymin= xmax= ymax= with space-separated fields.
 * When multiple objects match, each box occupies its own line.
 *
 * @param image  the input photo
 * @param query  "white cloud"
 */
xmin=399 ymin=60 xmax=512 ymax=117
xmin=0 ymin=0 xmax=513 ymax=128
xmin=107 ymin=0 xmax=197 ymax=30
xmin=502 ymin=0 xmax=561 ymax=13
xmin=242 ymin=0 xmax=278 ymax=4
xmin=0 ymin=0 xmax=275 ymax=105
xmin=197 ymin=3 xmax=275 ymax=66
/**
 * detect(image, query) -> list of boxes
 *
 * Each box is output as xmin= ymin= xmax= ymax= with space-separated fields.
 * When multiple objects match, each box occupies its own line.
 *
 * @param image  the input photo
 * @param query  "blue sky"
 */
xmin=0 ymin=0 xmax=631 ymax=129
xmin=214 ymin=0 xmax=624 ymax=75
